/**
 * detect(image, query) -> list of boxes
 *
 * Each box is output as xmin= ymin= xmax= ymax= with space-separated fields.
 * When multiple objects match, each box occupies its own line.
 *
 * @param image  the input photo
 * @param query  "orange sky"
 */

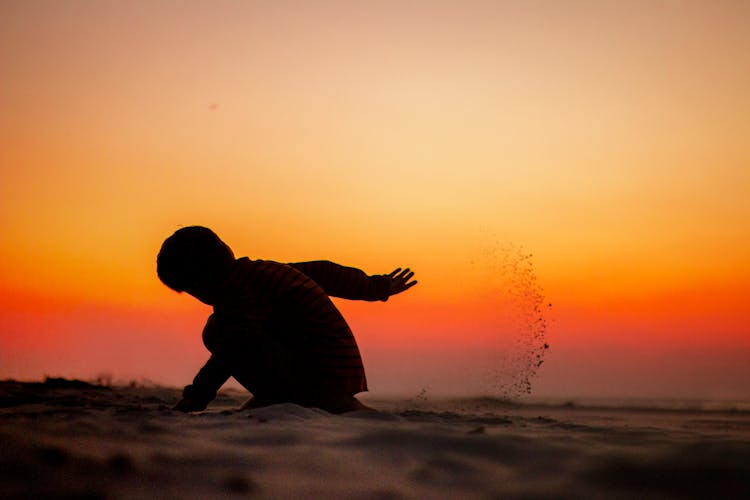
xmin=1 ymin=1 xmax=749 ymax=399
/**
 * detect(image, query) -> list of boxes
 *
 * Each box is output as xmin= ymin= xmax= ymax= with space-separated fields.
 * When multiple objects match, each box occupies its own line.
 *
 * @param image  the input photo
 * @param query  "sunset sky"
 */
xmin=2 ymin=0 xmax=748 ymax=399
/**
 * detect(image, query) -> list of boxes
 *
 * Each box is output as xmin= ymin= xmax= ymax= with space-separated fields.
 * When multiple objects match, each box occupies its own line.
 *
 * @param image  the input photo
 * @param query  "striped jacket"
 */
xmin=183 ymin=258 xmax=390 ymax=405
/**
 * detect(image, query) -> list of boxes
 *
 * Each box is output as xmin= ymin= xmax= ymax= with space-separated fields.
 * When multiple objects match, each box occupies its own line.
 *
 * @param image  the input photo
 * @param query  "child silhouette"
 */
xmin=157 ymin=226 xmax=417 ymax=413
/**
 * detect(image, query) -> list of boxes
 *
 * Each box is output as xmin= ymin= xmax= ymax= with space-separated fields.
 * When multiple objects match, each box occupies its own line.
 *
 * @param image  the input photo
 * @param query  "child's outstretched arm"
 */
xmin=173 ymin=351 xmax=232 ymax=412
xmin=290 ymin=261 xmax=417 ymax=301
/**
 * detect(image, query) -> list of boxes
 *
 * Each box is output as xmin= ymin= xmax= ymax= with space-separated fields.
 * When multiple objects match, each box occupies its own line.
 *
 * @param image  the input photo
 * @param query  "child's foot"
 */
xmin=324 ymin=396 xmax=376 ymax=414
xmin=240 ymin=395 xmax=375 ymax=413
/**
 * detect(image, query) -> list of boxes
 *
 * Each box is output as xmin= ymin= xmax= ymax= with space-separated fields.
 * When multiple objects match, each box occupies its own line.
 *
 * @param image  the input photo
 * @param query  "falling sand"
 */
xmin=386 ymin=242 xmax=551 ymax=406
xmin=481 ymin=244 xmax=551 ymax=399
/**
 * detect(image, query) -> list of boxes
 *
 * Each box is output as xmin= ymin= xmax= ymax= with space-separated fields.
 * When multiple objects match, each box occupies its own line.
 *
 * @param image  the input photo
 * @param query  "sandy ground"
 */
xmin=1 ymin=379 xmax=749 ymax=499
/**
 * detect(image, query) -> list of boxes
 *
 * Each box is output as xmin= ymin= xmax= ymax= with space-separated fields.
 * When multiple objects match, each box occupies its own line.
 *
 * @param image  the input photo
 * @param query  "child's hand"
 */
xmin=386 ymin=268 xmax=417 ymax=296
xmin=173 ymin=397 xmax=208 ymax=412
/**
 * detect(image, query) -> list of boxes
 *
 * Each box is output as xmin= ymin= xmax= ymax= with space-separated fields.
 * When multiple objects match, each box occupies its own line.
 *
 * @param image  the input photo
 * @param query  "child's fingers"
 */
xmin=396 ymin=268 xmax=411 ymax=279
xmin=387 ymin=267 xmax=417 ymax=293
xmin=395 ymin=270 xmax=414 ymax=284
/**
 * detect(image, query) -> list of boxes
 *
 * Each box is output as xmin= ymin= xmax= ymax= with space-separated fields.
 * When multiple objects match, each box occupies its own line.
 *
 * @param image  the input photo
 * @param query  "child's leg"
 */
xmin=204 ymin=314 xmax=370 ymax=412
xmin=203 ymin=313 xmax=310 ymax=403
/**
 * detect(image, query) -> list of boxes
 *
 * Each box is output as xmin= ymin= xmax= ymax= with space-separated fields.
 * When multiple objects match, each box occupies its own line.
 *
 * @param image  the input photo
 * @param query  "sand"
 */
xmin=1 ymin=379 xmax=749 ymax=499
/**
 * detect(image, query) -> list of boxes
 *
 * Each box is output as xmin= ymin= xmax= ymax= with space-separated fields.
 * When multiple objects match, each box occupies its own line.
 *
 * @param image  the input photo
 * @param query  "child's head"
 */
xmin=157 ymin=226 xmax=235 ymax=298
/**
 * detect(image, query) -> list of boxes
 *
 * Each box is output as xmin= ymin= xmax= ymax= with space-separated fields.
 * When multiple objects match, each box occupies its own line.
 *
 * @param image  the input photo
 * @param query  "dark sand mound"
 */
xmin=1 ymin=379 xmax=749 ymax=499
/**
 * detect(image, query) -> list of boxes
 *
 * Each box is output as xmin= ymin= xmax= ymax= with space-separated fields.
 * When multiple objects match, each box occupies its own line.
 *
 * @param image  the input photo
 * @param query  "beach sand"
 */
xmin=1 ymin=379 xmax=748 ymax=499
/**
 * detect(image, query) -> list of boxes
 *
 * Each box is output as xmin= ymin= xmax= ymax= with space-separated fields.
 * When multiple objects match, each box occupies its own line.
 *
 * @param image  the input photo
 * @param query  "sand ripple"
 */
xmin=1 ymin=380 xmax=749 ymax=499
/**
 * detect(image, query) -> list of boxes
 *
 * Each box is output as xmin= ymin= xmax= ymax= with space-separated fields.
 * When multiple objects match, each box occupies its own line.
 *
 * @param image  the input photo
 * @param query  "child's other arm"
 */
xmin=290 ymin=261 xmax=417 ymax=301
xmin=173 ymin=351 xmax=232 ymax=412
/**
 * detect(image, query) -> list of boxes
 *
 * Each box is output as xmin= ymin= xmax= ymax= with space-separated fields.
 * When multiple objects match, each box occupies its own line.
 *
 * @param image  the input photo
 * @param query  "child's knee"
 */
xmin=201 ymin=314 xmax=224 ymax=352
xmin=202 ymin=312 xmax=255 ymax=352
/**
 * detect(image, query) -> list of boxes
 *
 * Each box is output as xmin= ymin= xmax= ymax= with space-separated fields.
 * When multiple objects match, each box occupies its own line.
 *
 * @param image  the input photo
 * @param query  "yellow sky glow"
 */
xmin=1 ymin=1 xmax=748 ymax=397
